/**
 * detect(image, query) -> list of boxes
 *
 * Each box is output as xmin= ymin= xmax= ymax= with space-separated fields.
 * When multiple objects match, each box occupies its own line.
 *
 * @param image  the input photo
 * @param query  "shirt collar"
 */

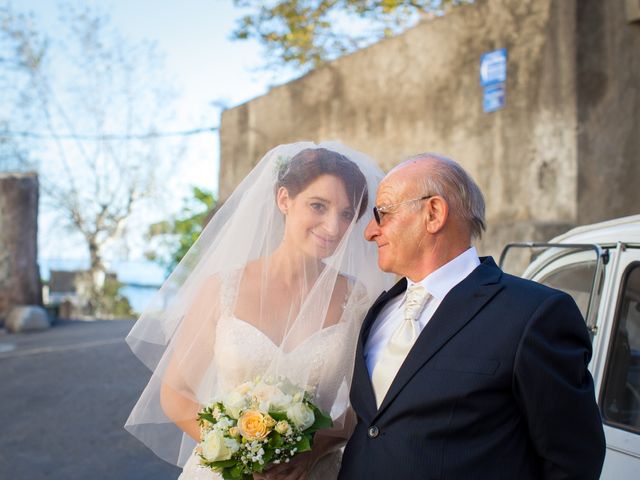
xmin=406 ymin=246 xmax=480 ymax=301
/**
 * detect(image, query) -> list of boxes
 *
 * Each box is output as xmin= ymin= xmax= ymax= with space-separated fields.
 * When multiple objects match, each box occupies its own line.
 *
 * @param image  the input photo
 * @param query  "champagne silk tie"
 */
xmin=371 ymin=284 xmax=430 ymax=407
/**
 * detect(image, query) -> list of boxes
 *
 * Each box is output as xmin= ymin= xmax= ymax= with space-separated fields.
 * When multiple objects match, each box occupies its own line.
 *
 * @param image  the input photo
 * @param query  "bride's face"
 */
xmin=278 ymin=174 xmax=355 ymax=259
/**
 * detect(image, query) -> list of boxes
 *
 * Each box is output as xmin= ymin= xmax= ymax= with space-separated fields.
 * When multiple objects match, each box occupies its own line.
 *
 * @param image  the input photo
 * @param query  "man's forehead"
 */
xmin=377 ymin=158 xmax=436 ymax=201
xmin=377 ymin=172 xmax=415 ymax=202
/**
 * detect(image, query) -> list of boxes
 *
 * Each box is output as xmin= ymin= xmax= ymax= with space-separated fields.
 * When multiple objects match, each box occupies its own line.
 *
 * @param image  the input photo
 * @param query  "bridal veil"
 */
xmin=125 ymin=141 xmax=391 ymax=466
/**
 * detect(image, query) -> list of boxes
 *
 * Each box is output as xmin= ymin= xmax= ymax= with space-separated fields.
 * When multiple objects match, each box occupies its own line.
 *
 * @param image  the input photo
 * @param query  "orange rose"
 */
xmin=237 ymin=410 xmax=271 ymax=441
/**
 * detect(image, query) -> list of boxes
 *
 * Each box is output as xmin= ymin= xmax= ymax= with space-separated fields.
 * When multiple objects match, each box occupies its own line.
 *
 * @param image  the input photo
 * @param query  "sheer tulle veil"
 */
xmin=125 ymin=141 xmax=392 ymax=466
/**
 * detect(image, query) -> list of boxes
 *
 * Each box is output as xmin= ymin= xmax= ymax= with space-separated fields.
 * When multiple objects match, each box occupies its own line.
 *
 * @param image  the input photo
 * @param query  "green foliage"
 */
xmin=232 ymin=0 xmax=473 ymax=72
xmin=309 ymin=404 xmax=333 ymax=431
xmin=146 ymin=186 xmax=218 ymax=270
xmin=98 ymin=275 xmax=134 ymax=318
xmin=294 ymin=434 xmax=312 ymax=452
xmin=76 ymin=272 xmax=134 ymax=319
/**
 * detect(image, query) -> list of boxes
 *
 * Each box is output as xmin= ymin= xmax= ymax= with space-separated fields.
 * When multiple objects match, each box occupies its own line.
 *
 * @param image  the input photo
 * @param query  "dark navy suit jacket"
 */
xmin=338 ymin=257 xmax=605 ymax=479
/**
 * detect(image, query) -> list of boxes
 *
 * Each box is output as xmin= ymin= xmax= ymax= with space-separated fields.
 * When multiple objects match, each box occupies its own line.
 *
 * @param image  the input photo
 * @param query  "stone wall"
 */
xmin=219 ymin=0 xmax=638 ymax=259
xmin=576 ymin=0 xmax=640 ymax=224
xmin=0 ymin=172 xmax=42 ymax=324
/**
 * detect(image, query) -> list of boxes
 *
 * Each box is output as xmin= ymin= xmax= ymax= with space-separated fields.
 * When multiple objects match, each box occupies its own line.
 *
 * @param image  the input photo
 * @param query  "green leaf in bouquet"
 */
xmin=199 ymin=412 xmax=217 ymax=424
xmin=251 ymin=461 xmax=266 ymax=473
xmin=269 ymin=411 xmax=288 ymax=421
xmin=262 ymin=449 xmax=274 ymax=464
xmin=294 ymin=434 xmax=312 ymax=453
xmin=269 ymin=431 xmax=284 ymax=448
xmin=211 ymin=459 xmax=237 ymax=469
xmin=226 ymin=464 xmax=248 ymax=479
xmin=307 ymin=405 xmax=333 ymax=432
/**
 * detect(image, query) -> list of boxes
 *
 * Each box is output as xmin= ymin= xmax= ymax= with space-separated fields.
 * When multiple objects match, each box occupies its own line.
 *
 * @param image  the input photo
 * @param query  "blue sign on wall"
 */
xmin=483 ymin=83 xmax=506 ymax=113
xmin=480 ymin=48 xmax=507 ymax=87
xmin=481 ymin=48 xmax=507 ymax=112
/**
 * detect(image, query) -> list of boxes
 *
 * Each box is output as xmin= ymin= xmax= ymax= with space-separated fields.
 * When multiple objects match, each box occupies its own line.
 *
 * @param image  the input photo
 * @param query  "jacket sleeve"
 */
xmin=513 ymin=292 xmax=606 ymax=480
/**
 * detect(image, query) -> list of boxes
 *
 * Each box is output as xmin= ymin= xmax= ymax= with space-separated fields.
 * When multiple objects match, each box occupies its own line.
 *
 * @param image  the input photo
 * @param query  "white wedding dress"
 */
xmin=178 ymin=272 xmax=357 ymax=480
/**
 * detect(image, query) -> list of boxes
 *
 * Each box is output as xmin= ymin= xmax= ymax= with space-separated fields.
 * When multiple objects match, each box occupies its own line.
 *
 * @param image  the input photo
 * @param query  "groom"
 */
xmin=338 ymin=154 xmax=605 ymax=479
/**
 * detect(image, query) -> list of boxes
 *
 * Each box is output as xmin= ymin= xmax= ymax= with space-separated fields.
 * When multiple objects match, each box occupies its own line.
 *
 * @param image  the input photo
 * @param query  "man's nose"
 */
xmin=364 ymin=218 xmax=379 ymax=241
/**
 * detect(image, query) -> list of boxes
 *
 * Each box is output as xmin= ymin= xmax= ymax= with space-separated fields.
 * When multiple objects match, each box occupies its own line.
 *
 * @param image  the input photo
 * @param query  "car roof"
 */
xmin=550 ymin=214 xmax=640 ymax=245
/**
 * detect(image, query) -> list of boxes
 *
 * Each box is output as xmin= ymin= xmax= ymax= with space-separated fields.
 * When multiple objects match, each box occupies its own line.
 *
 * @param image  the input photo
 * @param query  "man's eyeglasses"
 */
xmin=372 ymin=195 xmax=434 ymax=225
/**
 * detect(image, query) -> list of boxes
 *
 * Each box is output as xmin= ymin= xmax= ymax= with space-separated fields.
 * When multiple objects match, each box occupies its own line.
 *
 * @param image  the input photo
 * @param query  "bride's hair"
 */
xmin=276 ymin=147 xmax=369 ymax=220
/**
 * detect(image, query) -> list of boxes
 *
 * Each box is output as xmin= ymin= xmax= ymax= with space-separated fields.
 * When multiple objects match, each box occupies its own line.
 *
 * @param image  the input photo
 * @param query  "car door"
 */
xmin=502 ymin=242 xmax=640 ymax=476
xmin=595 ymin=246 xmax=640 ymax=478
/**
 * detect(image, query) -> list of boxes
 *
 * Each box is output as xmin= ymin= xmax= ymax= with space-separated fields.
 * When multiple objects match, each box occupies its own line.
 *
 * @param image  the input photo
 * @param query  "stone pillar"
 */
xmin=0 ymin=172 xmax=42 ymax=325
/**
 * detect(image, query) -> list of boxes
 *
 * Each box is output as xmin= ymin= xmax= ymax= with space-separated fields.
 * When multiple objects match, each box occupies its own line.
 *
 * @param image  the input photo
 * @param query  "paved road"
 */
xmin=0 ymin=320 xmax=181 ymax=480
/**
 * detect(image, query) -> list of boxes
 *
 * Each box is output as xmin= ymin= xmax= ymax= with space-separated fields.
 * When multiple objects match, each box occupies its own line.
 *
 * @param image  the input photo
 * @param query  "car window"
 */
xmin=601 ymin=263 xmax=640 ymax=433
xmin=537 ymin=260 xmax=596 ymax=319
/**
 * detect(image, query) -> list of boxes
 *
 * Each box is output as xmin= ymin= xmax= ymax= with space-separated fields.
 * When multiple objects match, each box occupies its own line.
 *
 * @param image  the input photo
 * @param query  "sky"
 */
xmin=11 ymin=0 xmax=299 ymax=263
xmin=111 ymin=0 xmax=263 ymax=190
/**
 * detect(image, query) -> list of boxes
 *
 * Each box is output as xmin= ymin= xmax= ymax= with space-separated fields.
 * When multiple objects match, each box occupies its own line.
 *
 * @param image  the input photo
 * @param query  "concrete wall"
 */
xmin=219 ymin=0 xmax=638 ymax=258
xmin=576 ymin=0 xmax=640 ymax=224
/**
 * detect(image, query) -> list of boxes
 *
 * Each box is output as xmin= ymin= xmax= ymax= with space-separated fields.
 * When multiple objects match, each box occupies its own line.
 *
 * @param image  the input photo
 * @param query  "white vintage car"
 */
xmin=500 ymin=215 xmax=640 ymax=478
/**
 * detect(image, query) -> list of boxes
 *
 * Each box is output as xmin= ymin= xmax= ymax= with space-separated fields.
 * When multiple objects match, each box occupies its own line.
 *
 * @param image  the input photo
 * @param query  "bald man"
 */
xmin=338 ymin=154 xmax=605 ymax=479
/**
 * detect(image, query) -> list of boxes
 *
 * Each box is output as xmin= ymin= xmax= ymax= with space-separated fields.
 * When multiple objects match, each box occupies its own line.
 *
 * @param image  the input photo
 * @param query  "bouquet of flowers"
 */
xmin=196 ymin=377 xmax=333 ymax=479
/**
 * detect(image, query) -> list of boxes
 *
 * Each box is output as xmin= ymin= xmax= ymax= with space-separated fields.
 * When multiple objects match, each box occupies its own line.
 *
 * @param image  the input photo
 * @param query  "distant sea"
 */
xmin=40 ymin=258 xmax=168 ymax=315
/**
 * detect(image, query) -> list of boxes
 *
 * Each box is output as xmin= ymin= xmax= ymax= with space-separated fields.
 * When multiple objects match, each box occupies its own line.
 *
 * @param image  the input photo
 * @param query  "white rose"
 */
xmin=253 ymin=383 xmax=292 ymax=412
xmin=223 ymin=391 xmax=248 ymax=419
xmin=270 ymin=391 xmax=293 ymax=412
xmin=286 ymin=402 xmax=315 ymax=430
xmin=234 ymin=381 xmax=254 ymax=395
xmin=200 ymin=430 xmax=233 ymax=462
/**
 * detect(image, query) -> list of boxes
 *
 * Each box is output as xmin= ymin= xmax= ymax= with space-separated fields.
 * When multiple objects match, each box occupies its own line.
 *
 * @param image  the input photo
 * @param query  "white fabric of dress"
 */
xmin=177 ymin=270 xmax=359 ymax=479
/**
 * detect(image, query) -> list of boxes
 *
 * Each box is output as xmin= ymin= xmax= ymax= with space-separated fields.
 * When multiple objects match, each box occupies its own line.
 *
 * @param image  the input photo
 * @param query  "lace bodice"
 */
xmin=214 ymin=316 xmax=348 ymax=397
xmin=211 ymin=269 xmax=353 ymax=412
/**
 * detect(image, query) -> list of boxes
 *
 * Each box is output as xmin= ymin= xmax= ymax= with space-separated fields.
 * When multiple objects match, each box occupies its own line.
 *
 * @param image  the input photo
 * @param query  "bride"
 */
xmin=125 ymin=142 xmax=391 ymax=479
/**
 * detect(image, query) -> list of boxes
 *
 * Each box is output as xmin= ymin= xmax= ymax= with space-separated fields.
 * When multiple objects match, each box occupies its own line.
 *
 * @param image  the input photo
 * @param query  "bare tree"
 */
xmin=0 ymin=5 xmax=46 ymax=172
xmin=1 ymin=3 xmax=179 ymax=315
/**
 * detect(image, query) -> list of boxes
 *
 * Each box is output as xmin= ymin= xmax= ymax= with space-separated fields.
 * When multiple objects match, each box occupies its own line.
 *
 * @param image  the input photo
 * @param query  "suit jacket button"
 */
xmin=368 ymin=426 xmax=379 ymax=438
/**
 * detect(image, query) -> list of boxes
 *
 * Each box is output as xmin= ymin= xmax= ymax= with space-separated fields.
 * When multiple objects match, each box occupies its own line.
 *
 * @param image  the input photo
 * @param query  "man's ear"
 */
xmin=424 ymin=196 xmax=448 ymax=234
xmin=276 ymin=186 xmax=290 ymax=215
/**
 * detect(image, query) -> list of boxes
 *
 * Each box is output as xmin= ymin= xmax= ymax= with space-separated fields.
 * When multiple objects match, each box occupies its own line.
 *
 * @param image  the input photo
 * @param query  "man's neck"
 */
xmin=406 ymin=244 xmax=472 ymax=283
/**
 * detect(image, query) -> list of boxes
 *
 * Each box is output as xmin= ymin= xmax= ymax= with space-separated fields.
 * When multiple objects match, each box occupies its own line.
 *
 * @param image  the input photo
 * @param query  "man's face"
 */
xmin=364 ymin=173 xmax=427 ymax=277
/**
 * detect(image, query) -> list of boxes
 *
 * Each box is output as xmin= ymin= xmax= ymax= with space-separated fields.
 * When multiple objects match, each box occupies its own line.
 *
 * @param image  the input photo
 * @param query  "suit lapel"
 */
xmin=360 ymin=278 xmax=407 ymax=344
xmin=351 ymin=278 xmax=408 ymax=420
xmin=375 ymin=257 xmax=504 ymax=416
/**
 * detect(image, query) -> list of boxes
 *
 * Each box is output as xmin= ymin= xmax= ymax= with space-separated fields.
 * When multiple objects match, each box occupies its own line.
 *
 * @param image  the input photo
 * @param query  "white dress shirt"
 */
xmin=365 ymin=247 xmax=481 ymax=376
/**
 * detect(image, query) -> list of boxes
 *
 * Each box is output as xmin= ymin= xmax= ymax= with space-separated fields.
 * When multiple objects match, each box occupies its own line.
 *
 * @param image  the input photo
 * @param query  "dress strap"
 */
xmin=218 ymin=269 xmax=242 ymax=316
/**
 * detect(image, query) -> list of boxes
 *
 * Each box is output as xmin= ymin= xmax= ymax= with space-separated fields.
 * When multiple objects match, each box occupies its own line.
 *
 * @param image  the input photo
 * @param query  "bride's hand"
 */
xmin=253 ymin=431 xmax=339 ymax=479
xmin=253 ymin=452 xmax=315 ymax=479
